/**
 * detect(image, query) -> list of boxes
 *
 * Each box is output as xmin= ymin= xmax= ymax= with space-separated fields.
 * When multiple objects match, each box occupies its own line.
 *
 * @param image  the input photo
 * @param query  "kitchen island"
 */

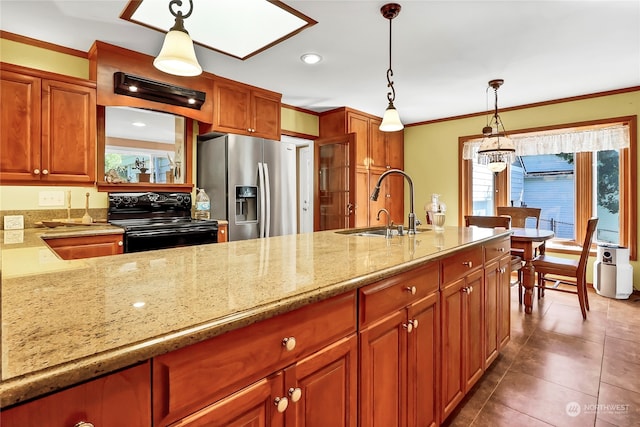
xmin=0 ymin=225 xmax=511 ymax=425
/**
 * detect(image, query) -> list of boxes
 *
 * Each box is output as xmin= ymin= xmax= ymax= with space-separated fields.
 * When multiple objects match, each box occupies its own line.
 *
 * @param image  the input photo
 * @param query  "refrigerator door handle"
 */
xmin=258 ymin=162 xmax=266 ymax=238
xmin=263 ymin=162 xmax=272 ymax=238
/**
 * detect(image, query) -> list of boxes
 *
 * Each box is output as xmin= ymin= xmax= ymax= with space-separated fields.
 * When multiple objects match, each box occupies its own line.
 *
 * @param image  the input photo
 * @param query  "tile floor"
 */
xmin=442 ymin=283 xmax=640 ymax=427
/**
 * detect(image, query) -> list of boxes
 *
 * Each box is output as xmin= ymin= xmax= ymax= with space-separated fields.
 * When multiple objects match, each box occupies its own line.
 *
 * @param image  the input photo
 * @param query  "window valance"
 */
xmin=462 ymin=125 xmax=630 ymax=160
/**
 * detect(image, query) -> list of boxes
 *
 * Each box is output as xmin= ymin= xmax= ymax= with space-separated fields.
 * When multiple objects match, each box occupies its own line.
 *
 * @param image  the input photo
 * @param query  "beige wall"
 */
xmin=281 ymin=106 xmax=319 ymax=137
xmin=404 ymin=90 xmax=640 ymax=289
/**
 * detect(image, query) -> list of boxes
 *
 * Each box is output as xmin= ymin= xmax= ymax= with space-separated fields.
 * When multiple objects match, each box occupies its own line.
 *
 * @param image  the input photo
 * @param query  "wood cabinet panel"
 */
xmin=440 ymin=277 xmax=465 ymax=419
xmin=42 ymin=79 xmax=96 ymax=183
xmin=217 ymin=223 xmax=228 ymax=243
xmin=45 ymin=233 xmax=124 ymax=259
xmin=441 ymin=246 xmax=483 ymax=285
xmin=484 ymin=258 xmax=500 ymax=367
xmin=252 ymin=89 xmax=281 ymax=139
xmin=355 ymin=169 xmax=369 ymax=228
xmin=286 ymin=334 xmax=357 ymax=427
xmin=369 ymin=118 xmax=386 ymax=169
xmin=484 ymin=236 xmax=510 ymax=263
xmin=498 ymin=255 xmax=511 ymax=350
xmin=0 ymin=363 xmax=151 ymax=427
xmin=0 ymin=70 xmax=41 ymax=182
xmin=347 ymin=112 xmax=369 ymax=168
xmin=153 ymin=291 xmax=356 ymax=426
xmin=359 ymin=262 xmax=438 ymax=327
xmin=386 ymin=131 xmax=404 ymax=169
xmin=464 ymin=269 xmax=484 ymax=390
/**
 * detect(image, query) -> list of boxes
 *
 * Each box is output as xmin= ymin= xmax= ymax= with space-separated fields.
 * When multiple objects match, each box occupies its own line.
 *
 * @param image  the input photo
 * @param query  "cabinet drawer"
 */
xmin=441 ymin=246 xmax=483 ymax=285
xmin=359 ymin=262 xmax=438 ymax=327
xmin=484 ymin=236 xmax=510 ymax=263
xmin=153 ymin=291 xmax=356 ymax=426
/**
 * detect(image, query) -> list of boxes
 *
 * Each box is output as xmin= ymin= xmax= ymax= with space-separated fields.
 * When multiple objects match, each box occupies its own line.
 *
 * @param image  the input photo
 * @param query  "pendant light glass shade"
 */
xmin=154 ymin=30 xmax=202 ymax=76
xmin=380 ymin=102 xmax=404 ymax=131
xmin=154 ymin=0 xmax=202 ymax=77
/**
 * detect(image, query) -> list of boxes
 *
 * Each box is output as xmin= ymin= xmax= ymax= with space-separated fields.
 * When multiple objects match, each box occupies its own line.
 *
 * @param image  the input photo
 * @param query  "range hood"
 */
xmin=113 ymin=72 xmax=206 ymax=110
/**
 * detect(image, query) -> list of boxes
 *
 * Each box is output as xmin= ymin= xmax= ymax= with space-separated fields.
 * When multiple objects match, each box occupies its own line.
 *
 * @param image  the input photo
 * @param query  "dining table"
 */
xmin=510 ymin=227 xmax=555 ymax=314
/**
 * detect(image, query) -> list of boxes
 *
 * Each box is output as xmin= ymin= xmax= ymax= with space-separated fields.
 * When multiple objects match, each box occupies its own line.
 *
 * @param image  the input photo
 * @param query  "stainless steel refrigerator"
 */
xmin=197 ymin=134 xmax=297 ymax=241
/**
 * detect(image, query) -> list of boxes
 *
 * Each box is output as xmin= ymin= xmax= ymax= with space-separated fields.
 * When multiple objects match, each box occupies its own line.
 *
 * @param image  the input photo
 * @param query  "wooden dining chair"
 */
xmin=496 ymin=207 xmax=541 ymax=228
xmin=532 ymin=218 xmax=598 ymax=319
xmin=464 ymin=215 xmax=523 ymax=297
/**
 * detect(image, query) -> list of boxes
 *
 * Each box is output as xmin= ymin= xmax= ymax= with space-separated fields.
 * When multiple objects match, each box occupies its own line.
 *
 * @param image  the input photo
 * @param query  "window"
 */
xmin=460 ymin=117 xmax=636 ymax=259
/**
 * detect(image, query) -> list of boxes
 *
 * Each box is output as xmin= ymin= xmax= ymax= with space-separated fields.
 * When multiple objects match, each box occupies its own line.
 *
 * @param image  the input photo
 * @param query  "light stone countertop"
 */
xmin=0 ymin=225 xmax=507 ymax=408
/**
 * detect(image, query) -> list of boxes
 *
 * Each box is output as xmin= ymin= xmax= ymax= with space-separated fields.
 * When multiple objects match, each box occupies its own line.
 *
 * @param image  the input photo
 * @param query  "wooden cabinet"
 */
xmin=440 ymin=247 xmax=484 ymax=422
xmin=0 ymin=362 xmax=151 ymax=427
xmin=153 ymin=291 xmax=356 ymax=426
xmin=319 ymin=107 xmax=404 ymax=227
xmin=44 ymin=233 xmax=124 ymax=259
xmin=359 ymin=262 xmax=439 ymax=427
xmin=0 ymin=63 xmax=96 ymax=185
xmin=217 ymin=222 xmax=228 ymax=242
xmin=211 ymin=77 xmax=281 ymax=140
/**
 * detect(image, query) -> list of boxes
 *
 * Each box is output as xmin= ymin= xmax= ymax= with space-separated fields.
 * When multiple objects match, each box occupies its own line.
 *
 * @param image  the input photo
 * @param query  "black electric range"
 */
xmin=108 ymin=192 xmax=218 ymax=253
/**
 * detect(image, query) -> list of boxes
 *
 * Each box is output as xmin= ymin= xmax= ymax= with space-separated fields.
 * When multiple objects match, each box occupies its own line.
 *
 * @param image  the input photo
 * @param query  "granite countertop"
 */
xmin=0 ymin=225 xmax=507 ymax=408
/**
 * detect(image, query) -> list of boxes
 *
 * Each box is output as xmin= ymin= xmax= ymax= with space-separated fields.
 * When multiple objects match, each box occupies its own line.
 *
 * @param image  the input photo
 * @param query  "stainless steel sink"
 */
xmin=336 ymin=226 xmax=428 ymax=237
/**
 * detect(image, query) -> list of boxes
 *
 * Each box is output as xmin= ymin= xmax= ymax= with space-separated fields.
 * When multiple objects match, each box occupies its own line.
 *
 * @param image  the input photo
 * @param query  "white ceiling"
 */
xmin=2 ymin=0 xmax=639 ymax=125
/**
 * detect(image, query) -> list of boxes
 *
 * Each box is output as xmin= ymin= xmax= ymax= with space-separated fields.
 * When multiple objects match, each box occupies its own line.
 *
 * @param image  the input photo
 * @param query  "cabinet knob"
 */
xmin=288 ymin=387 xmax=302 ymax=402
xmin=74 ymin=422 xmax=95 ymax=427
xmin=33 ymin=169 xmax=40 ymax=175
xmin=403 ymin=322 xmax=414 ymax=333
xmin=118 ymin=241 xmax=123 ymax=246
xmin=405 ymin=286 xmax=417 ymax=295
xmin=274 ymin=396 xmax=289 ymax=413
xmin=221 ymin=229 xmax=225 ymax=234
xmin=409 ymin=319 xmax=419 ymax=329
xmin=497 ymin=247 xmax=506 ymax=252
xmin=462 ymin=261 xmax=473 ymax=268
xmin=42 ymin=169 xmax=49 ymax=175
xmin=282 ymin=336 xmax=297 ymax=351
xmin=462 ymin=286 xmax=472 ymax=294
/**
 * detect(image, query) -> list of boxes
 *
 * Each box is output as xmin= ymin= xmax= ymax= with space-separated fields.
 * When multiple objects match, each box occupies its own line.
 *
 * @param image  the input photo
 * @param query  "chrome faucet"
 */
xmin=376 ymin=208 xmax=393 ymax=239
xmin=370 ymin=169 xmax=418 ymax=235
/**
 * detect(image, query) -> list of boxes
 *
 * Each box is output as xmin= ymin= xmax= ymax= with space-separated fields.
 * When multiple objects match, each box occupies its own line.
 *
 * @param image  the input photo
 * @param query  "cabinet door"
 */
xmin=464 ymin=269 xmax=484 ymax=390
xmin=252 ymin=89 xmax=281 ymax=139
xmin=285 ymin=335 xmax=357 ymax=427
xmin=368 ymin=118 xmax=386 ymax=170
xmin=46 ymin=234 xmax=124 ymax=260
xmin=408 ymin=292 xmax=439 ymax=427
xmin=498 ymin=255 xmax=511 ymax=349
xmin=359 ymin=310 xmax=407 ymax=427
xmin=484 ymin=258 xmax=499 ymax=367
xmin=0 ymin=363 xmax=150 ymax=427
xmin=213 ymin=79 xmax=251 ymax=134
xmin=385 ymin=173 xmax=405 ymax=226
xmin=386 ymin=131 xmax=404 ymax=169
xmin=368 ymin=169 xmax=386 ymax=226
xmin=347 ymin=112 xmax=369 ymax=168
xmin=170 ymin=373 xmax=285 ymax=427
xmin=440 ymin=278 xmax=465 ymax=420
xmin=42 ymin=79 xmax=96 ymax=183
xmin=355 ymin=169 xmax=369 ymax=228
xmin=0 ymin=70 xmax=41 ymax=182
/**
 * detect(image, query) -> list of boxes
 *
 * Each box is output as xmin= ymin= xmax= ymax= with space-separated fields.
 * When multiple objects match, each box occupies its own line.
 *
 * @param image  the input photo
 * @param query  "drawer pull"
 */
xmin=462 ymin=261 xmax=473 ymax=268
xmin=33 ymin=169 xmax=40 ymax=175
xmin=42 ymin=169 xmax=49 ymax=175
xmin=118 ymin=241 xmax=123 ymax=246
xmin=497 ymin=247 xmax=506 ymax=252
xmin=274 ymin=396 xmax=289 ymax=412
xmin=74 ymin=422 xmax=95 ymax=427
xmin=288 ymin=387 xmax=302 ymax=402
xmin=282 ymin=336 xmax=297 ymax=351
xmin=403 ymin=322 xmax=414 ymax=333
xmin=405 ymin=286 xmax=417 ymax=295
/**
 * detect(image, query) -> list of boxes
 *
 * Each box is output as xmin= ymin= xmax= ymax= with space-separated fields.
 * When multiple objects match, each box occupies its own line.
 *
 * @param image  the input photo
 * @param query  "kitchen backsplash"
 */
xmin=0 ymin=209 xmax=108 ymax=229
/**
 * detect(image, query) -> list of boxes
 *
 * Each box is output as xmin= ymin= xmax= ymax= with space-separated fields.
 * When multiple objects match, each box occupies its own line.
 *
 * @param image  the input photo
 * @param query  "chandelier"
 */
xmin=477 ymin=79 xmax=515 ymax=173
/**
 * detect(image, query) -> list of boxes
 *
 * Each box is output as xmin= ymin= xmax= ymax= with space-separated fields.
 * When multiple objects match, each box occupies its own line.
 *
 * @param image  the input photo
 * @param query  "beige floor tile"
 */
xmin=523 ymin=328 xmax=604 ymax=362
xmin=601 ymin=356 xmax=640 ymax=394
xmin=491 ymin=370 xmax=597 ymax=427
xmin=606 ymin=318 xmax=640 ymax=343
xmin=596 ymin=382 xmax=640 ymax=427
xmin=471 ymin=399 xmax=553 ymax=427
xmin=606 ymin=298 xmax=640 ymax=325
xmin=537 ymin=304 xmax=607 ymax=344
xmin=604 ymin=335 xmax=640 ymax=365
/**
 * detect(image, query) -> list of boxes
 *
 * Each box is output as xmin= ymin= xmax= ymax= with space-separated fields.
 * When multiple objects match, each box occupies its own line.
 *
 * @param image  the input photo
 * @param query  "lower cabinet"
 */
xmin=0 ymin=362 xmax=151 ymax=427
xmin=44 ymin=233 xmax=124 ymax=259
xmin=359 ymin=262 xmax=439 ymax=427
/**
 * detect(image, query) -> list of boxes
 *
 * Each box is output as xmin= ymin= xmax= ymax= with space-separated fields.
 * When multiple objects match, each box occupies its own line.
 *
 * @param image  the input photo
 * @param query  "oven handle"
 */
xmin=126 ymin=227 xmax=217 ymax=238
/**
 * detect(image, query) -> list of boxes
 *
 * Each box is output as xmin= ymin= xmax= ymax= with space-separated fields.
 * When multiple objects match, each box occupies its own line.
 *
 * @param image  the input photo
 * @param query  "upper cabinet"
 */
xmin=208 ymin=77 xmax=282 ymax=140
xmin=0 ymin=63 xmax=96 ymax=185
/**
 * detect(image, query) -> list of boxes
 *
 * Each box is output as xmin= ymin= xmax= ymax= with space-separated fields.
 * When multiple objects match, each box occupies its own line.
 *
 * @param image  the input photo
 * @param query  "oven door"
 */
xmin=124 ymin=226 xmax=218 ymax=253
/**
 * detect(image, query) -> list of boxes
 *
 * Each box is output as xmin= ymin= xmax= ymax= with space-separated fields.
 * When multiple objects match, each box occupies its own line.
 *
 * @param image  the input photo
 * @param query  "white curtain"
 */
xmin=462 ymin=124 xmax=630 ymax=160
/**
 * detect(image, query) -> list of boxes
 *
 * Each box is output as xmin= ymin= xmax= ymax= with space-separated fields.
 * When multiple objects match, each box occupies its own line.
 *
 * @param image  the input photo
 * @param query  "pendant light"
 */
xmin=477 ymin=79 xmax=515 ymax=173
xmin=379 ymin=3 xmax=403 ymax=132
xmin=154 ymin=0 xmax=203 ymax=77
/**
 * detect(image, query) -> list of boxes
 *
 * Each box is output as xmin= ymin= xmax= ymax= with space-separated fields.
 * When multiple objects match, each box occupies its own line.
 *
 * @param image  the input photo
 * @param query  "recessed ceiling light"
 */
xmin=301 ymin=53 xmax=322 ymax=65
xmin=132 ymin=122 xmax=146 ymax=127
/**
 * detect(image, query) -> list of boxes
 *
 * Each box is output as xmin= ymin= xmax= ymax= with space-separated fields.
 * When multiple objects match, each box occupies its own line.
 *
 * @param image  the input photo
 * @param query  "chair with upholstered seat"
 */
xmin=464 ymin=215 xmax=523 ymax=294
xmin=532 ymin=218 xmax=598 ymax=319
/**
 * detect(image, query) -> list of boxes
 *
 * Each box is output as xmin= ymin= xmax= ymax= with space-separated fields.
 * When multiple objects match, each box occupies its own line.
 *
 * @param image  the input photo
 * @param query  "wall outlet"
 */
xmin=39 ymin=190 xmax=65 ymax=206
xmin=4 ymin=215 xmax=24 ymax=230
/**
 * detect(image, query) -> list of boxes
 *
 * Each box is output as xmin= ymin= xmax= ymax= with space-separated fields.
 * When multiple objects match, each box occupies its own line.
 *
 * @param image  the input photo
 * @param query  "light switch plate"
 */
xmin=4 ymin=215 xmax=24 ymax=230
